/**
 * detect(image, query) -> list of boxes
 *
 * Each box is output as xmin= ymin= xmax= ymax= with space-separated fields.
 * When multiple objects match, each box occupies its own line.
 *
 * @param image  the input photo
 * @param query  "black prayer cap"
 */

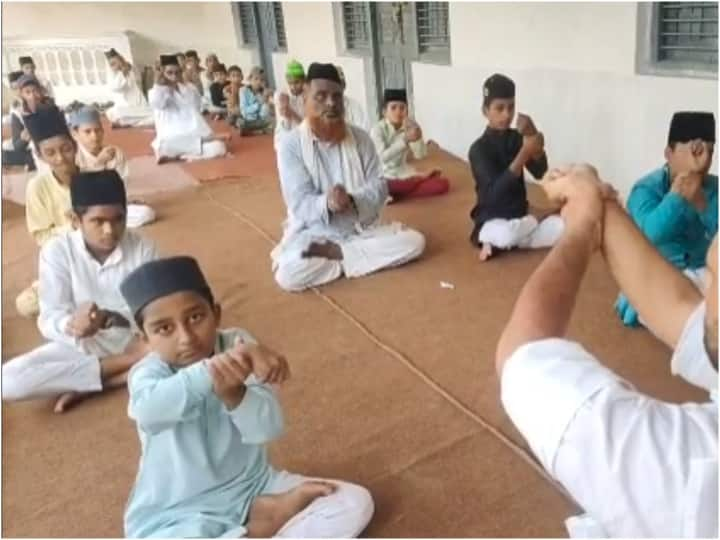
xmin=668 ymin=112 xmax=716 ymax=144
xmin=105 ymin=48 xmax=120 ymax=59
xmin=8 ymin=71 xmax=23 ymax=84
xmin=383 ymin=88 xmax=407 ymax=105
xmin=160 ymin=54 xmax=179 ymax=67
xmin=483 ymin=73 xmax=515 ymax=103
xmin=306 ymin=63 xmax=342 ymax=85
xmin=19 ymin=56 xmax=34 ymax=66
xmin=24 ymin=105 xmax=71 ymax=145
xmin=120 ymin=256 xmax=213 ymax=318
xmin=71 ymin=170 xmax=127 ymax=209
xmin=185 ymin=49 xmax=199 ymax=59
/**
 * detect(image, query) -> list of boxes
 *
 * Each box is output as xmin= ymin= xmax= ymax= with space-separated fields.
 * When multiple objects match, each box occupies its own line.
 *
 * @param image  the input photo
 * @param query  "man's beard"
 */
xmin=307 ymin=115 xmax=347 ymax=144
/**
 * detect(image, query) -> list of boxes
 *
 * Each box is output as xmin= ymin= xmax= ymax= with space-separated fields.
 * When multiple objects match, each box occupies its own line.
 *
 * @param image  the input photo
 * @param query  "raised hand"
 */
xmin=232 ymin=341 xmax=291 ymax=384
xmin=208 ymin=348 xmax=252 ymax=409
xmin=66 ymin=302 xmax=108 ymax=338
xmin=516 ymin=113 xmax=537 ymax=136
xmin=522 ymin=132 xmax=544 ymax=158
xmin=97 ymin=146 xmax=116 ymax=165
xmin=327 ymin=184 xmax=352 ymax=213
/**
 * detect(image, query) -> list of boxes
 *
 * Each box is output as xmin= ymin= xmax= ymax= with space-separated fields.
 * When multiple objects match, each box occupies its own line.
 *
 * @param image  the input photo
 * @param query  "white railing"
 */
xmin=2 ymin=32 xmax=141 ymax=107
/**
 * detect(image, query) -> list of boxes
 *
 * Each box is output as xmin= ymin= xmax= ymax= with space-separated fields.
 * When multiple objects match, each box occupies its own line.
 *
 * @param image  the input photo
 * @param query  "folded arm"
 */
xmin=128 ymin=360 xmax=214 ymax=434
xmin=602 ymin=200 xmax=701 ymax=349
xmin=226 ymin=374 xmax=284 ymax=444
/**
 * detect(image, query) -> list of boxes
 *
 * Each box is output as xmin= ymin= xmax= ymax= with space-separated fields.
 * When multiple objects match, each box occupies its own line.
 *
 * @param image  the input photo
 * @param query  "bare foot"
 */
xmin=478 ymin=242 xmax=493 ymax=262
xmin=54 ymin=392 xmax=86 ymax=413
xmin=301 ymin=241 xmax=343 ymax=260
xmin=246 ymin=481 xmax=336 ymax=537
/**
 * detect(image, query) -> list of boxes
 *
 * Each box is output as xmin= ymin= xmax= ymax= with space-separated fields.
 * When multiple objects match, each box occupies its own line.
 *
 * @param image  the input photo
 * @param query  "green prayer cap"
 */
xmin=286 ymin=59 xmax=305 ymax=80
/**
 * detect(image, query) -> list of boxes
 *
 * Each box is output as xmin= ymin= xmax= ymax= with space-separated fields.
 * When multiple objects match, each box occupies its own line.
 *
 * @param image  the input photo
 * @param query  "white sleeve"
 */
xmin=148 ymin=85 xmax=174 ymax=110
xmin=37 ymin=239 xmax=77 ymax=347
xmin=500 ymin=338 xmax=626 ymax=472
xmin=670 ymin=301 xmax=717 ymax=395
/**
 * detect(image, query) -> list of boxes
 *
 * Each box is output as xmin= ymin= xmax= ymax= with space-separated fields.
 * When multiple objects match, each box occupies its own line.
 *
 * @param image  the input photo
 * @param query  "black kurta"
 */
xmin=467 ymin=127 xmax=548 ymax=245
xmin=2 ymin=112 xmax=35 ymax=169
xmin=209 ymin=81 xmax=229 ymax=108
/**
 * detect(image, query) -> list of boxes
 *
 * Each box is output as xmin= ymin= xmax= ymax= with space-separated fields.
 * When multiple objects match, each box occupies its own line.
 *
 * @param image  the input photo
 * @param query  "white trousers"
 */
xmin=222 ymin=471 xmax=374 ymax=538
xmin=2 ymin=342 xmax=102 ymax=402
xmin=153 ymin=136 xmax=226 ymax=161
xmin=105 ymin=105 xmax=154 ymax=128
xmin=127 ymin=204 xmax=156 ymax=228
xmin=273 ymin=224 xmax=425 ymax=292
xmin=478 ymin=215 xmax=564 ymax=250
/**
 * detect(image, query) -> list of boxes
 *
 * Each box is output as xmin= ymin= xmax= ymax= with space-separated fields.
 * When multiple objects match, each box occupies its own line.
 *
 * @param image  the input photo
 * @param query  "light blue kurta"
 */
xmin=615 ymin=165 xmax=718 ymax=326
xmin=124 ymin=328 xmax=283 ymax=538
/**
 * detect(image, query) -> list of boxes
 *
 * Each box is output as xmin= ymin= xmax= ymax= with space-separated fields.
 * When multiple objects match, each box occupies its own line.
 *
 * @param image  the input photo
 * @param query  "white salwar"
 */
xmin=271 ymin=121 xmax=425 ymax=292
xmin=222 ymin=471 xmax=374 ymax=538
xmin=105 ymin=68 xmax=154 ymax=128
xmin=478 ymin=214 xmax=564 ymax=251
xmin=501 ymin=302 xmax=717 ymax=538
xmin=2 ymin=230 xmax=159 ymax=402
xmin=75 ymin=144 xmax=156 ymax=228
xmin=148 ymin=83 xmax=226 ymax=161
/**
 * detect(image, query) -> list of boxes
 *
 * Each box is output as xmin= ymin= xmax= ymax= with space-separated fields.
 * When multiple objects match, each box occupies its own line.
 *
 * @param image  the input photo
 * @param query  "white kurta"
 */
xmin=272 ymin=125 xmax=425 ymax=291
xmin=501 ymin=302 xmax=718 ymax=537
xmin=75 ymin=143 xmax=156 ymax=228
xmin=105 ymin=69 xmax=154 ymax=127
xmin=148 ymin=83 xmax=225 ymax=160
xmin=2 ymin=229 xmax=159 ymax=401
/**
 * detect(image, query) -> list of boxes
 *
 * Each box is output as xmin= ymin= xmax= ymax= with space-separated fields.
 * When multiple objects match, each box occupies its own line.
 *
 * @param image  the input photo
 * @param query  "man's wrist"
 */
xmin=558 ymin=221 xmax=599 ymax=255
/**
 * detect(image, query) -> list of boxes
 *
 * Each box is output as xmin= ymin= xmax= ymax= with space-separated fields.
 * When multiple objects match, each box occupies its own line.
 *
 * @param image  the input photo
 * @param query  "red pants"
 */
xmin=387 ymin=175 xmax=450 ymax=200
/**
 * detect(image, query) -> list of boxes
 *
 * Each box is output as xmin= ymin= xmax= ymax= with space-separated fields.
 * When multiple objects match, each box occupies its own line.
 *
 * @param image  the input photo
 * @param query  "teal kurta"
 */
xmin=616 ymin=165 xmax=718 ymax=326
xmin=124 ymin=328 xmax=283 ymax=538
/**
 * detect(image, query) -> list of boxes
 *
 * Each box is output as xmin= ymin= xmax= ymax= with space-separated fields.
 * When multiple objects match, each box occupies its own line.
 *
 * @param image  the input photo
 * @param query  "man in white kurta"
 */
xmin=148 ymin=55 xmax=226 ymax=163
xmin=496 ymin=164 xmax=717 ymax=537
xmin=272 ymin=63 xmax=425 ymax=292
xmin=3 ymin=171 xmax=158 ymax=412
xmin=104 ymin=48 xmax=154 ymax=128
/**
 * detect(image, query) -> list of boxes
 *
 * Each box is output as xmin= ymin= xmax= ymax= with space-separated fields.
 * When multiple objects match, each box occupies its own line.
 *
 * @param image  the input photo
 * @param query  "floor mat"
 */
xmin=2 ymin=134 xmax=703 ymax=537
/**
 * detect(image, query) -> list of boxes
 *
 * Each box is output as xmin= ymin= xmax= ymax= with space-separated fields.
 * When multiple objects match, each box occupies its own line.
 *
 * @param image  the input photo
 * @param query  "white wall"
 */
xmin=2 ymin=2 xmax=255 ymax=71
xmin=271 ymin=2 xmax=372 ymax=119
xmin=413 ymin=2 xmax=718 ymax=195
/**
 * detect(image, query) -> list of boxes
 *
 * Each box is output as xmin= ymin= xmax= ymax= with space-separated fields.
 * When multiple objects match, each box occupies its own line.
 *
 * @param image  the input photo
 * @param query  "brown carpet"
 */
xmin=1 ymin=129 xmax=705 ymax=537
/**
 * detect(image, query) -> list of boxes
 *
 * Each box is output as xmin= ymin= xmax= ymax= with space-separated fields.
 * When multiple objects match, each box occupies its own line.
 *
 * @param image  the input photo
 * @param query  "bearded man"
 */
xmin=271 ymin=63 xmax=425 ymax=292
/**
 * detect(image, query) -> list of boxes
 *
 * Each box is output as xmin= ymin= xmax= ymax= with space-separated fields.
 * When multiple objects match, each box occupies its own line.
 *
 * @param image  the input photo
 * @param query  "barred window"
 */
xmin=273 ymin=2 xmax=287 ymax=50
xmin=637 ymin=2 xmax=717 ymax=78
xmin=237 ymin=2 xmax=259 ymax=46
xmin=416 ymin=2 xmax=450 ymax=56
xmin=342 ymin=2 xmax=371 ymax=51
xmin=658 ymin=2 xmax=718 ymax=65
